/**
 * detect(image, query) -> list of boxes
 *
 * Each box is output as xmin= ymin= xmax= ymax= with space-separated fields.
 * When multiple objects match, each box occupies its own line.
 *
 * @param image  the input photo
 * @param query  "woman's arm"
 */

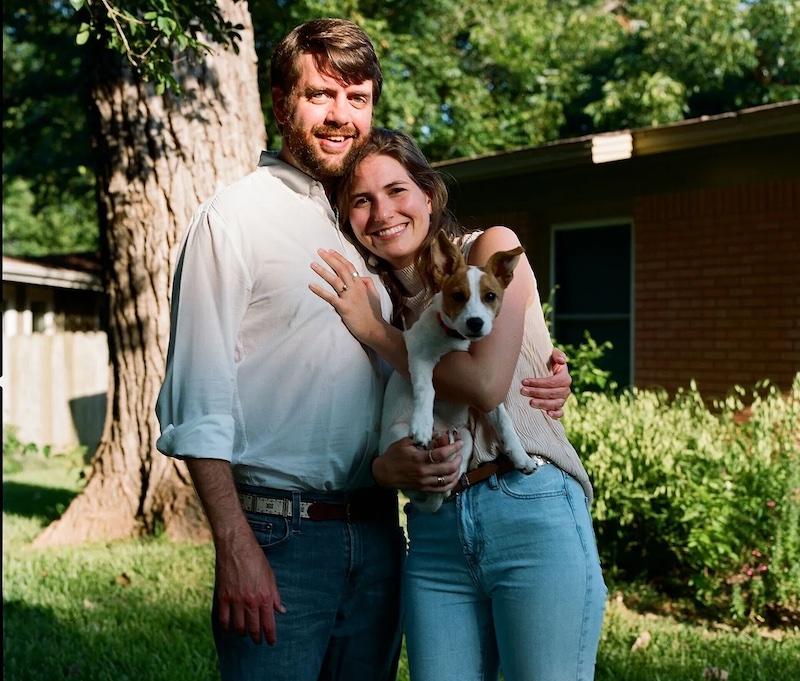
xmin=309 ymin=237 xmax=565 ymax=414
xmin=431 ymin=226 xmax=533 ymax=412
xmin=309 ymin=249 xmax=410 ymax=373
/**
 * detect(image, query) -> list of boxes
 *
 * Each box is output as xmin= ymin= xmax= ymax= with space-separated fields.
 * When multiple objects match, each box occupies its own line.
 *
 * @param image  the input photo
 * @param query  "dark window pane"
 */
xmin=553 ymin=223 xmax=632 ymax=387
xmin=554 ymin=225 xmax=631 ymax=315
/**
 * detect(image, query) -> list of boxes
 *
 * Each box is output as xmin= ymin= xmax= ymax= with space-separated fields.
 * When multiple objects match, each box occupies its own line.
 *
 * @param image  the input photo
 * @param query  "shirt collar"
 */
xmin=258 ymin=150 xmax=326 ymax=199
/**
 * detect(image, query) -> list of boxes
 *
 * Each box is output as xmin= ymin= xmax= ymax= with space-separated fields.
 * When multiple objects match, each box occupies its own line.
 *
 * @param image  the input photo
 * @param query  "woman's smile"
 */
xmin=348 ymin=154 xmax=432 ymax=268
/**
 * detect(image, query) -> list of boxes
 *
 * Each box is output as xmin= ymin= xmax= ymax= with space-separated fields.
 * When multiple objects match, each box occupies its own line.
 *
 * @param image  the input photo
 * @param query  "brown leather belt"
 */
xmin=451 ymin=454 xmax=546 ymax=495
xmin=238 ymin=489 xmax=394 ymax=522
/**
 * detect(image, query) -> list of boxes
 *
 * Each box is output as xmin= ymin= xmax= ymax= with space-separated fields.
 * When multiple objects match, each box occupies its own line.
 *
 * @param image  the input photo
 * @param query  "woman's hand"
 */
xmin=520 ymin=347 xmax=572 ymax=419
xmin=309 ymin=249 xmax=386 ymax=345
xmin=372 ymin=434 xmax=464 ymax=492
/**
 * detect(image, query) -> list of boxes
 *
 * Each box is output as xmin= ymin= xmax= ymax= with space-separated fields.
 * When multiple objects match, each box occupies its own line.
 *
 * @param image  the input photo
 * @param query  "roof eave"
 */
xmin=434 ymin=101 xmax=800 ymax=182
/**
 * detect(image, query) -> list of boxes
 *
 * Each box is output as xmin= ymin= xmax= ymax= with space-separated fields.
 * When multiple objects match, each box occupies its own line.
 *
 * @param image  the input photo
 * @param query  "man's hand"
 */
xmin=186 ymin=458 xmax=286 ymax=646
xmin=215 ymin=528 xmax=286 ymax=646
xmin=520 ymin=347 xmax=572 ymax=419
xmin=372 ymin=434 xmax=463 ymax=492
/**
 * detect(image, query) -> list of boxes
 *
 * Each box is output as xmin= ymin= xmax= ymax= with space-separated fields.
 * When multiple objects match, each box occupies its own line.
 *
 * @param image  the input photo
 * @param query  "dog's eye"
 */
xmin=483 ymin=291 xmax=497 ymax=302
xmin=451 ymin=291 xmax=467 ymax=302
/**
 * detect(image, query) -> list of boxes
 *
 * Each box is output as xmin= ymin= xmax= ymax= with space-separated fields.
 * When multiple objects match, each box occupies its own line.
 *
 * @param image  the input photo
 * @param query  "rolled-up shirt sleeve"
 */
xmin=155 ymin=202 xmax=252 ymax=461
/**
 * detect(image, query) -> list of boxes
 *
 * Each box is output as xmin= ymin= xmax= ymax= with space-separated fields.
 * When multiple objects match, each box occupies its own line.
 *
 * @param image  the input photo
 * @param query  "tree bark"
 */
xmin=35 ymin=0 xmax=266 ymax=546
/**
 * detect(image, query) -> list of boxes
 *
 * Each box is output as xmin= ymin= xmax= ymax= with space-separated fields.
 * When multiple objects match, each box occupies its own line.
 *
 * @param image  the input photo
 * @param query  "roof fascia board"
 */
xmin=436 ymin=102 xmax=800 ymax=183
xmin=3 ymin=259 xmax=103 ymax=291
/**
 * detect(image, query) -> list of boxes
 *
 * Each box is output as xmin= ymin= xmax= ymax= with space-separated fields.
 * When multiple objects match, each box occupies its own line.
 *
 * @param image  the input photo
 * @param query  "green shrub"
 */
xmin=564 ymin=375 xmax=800 ymax=624
xmin=543 ymin=289 xmax=614 ymax=394
xmin=3 ymin=426 xmax=41 ymax=474
xmin=559 ymin=330 xmax=615 ymax=394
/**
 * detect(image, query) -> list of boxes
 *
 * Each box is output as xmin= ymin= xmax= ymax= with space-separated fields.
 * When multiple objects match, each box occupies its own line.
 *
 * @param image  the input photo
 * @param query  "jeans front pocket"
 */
xmin=498 ymin=462 xmax=567 ymax=499
xmin=246 ymin=513 xmax=292 ymax=549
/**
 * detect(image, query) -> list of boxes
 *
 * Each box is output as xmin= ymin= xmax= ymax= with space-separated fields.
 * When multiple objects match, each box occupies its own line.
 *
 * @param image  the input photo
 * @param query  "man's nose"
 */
xmin=325 ymin=94 xmax=350 ymax=126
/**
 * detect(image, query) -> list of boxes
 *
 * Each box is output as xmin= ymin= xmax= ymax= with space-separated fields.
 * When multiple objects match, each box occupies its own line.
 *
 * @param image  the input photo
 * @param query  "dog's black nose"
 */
xmin=466 ymin=317 xmax=484 ymax=333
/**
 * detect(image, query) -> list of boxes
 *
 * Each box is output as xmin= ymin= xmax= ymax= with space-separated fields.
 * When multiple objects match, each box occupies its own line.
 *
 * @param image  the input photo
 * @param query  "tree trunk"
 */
xmin=35 ymin=0 xmax=266 ymax=547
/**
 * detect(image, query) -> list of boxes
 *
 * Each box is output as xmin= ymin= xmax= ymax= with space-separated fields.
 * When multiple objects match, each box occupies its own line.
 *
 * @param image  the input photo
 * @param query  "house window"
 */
xmin=551 ymin=222 xmax=633 ymax=386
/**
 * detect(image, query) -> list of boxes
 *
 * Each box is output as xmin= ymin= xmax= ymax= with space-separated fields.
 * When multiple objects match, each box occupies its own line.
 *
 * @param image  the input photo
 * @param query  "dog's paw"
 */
xmin=503 ymin=440 xmax=537 ymax=473
xmin=517 ymin=456 xmax=540 ymax=474
xmin=409 ymin=413 xmax=435 ymax=450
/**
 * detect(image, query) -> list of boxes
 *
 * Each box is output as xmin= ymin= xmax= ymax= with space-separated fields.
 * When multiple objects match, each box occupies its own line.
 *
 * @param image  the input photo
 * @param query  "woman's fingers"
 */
xmin=310 ymin=260 xmax=345 ymax=292
xmin=318 ymin=249 xmax=358 ymax=282
xmin=420 ymin=468 xmax=461 ymax=492
xmin=308 ymin=282 xmax=339 ymax=307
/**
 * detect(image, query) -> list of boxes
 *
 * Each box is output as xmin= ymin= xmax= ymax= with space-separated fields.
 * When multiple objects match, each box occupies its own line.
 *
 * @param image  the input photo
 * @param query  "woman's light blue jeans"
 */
xmin=403 ymin=463 xmax=606 ymax=681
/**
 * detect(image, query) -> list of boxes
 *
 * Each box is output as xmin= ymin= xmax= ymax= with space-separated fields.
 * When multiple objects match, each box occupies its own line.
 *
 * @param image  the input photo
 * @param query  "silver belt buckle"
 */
xmin=239 ymin=493 xmax=292 ymax=518
xmin=240 ymin=493 xmax=316 ymax=520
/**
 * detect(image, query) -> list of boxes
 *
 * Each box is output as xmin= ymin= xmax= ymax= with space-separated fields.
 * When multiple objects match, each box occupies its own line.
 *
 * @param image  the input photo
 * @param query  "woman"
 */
xmin=310 ymin=129 xmax=606 ymax=681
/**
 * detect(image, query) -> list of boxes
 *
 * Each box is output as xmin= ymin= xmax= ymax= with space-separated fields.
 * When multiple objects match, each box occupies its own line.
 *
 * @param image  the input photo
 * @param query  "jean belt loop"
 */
xmin=487 ymin=472 xmax=500 ymax=490
xmin=291 ymin=491 xmax=302 ymax=530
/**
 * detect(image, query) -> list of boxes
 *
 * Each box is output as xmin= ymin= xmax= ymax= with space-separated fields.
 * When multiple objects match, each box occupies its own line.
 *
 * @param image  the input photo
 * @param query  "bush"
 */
xmin=3 ymin=426 xmax=45 ymax=474
xmin=564 ymin=375 xmax=800 ymax=624
xmin=543 ymin=290 xmax=615 ymax=394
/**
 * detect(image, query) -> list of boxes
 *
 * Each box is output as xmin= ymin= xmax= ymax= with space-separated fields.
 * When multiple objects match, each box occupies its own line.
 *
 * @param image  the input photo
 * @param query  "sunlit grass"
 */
xmin=4 ymin=455 xmax=798 ymax=681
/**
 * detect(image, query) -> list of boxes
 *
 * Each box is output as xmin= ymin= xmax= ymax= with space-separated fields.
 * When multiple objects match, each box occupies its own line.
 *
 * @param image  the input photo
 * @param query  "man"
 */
xmin=156 ymin=18 xmax=571 ymax=681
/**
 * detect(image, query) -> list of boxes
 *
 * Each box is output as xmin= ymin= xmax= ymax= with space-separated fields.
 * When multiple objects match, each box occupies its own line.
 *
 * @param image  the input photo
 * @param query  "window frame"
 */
xmin=549 ymin=218 xmax=636 ymax=385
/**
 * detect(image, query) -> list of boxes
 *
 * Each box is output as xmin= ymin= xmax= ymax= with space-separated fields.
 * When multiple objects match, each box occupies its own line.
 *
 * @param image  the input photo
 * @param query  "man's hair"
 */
xmin=270 ymin=18 xmax=383 ymax=103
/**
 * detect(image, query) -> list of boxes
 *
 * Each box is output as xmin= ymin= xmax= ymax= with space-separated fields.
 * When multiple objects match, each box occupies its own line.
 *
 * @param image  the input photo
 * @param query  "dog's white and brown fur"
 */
xmin=379 ymin=232 xmax=538 ymax=512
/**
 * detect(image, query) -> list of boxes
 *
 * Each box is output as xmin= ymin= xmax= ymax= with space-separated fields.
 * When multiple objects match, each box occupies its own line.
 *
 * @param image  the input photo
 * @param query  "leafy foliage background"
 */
xmin=4 ymin=0 xmax=799 ymax=256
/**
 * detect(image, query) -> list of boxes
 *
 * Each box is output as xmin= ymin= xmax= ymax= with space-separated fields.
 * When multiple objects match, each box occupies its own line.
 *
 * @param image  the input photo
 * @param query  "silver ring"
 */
xmin=436 ymin=475 xmax=445 ymax=487
xmin=427 ymin=450 xmax=436 ymax=464
xmin=350 ymin=271 xmax=359 ymax=278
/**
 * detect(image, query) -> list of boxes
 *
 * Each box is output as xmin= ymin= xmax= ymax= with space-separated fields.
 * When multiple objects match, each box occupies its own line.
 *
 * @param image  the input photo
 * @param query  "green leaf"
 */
xmin=69 ymin=0 xmax=85 ymax=10
xmin=75 ymin=27 xmax=90 ymax=46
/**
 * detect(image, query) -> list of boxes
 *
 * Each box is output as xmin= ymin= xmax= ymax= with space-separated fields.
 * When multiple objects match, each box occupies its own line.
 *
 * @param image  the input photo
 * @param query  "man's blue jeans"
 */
xmin=403 ymin=463 xmax=607 ymax=681
xmin=213 ymin=485 xmax=404 ymax=681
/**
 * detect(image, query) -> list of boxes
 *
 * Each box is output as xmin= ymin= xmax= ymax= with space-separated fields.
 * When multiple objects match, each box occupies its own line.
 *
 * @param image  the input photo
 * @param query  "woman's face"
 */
xmin=347 ymin=154 xmax=432 ymax=269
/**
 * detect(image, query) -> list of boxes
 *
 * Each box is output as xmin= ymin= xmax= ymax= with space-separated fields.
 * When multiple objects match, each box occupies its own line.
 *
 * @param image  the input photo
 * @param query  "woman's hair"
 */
xmin=336 ymin=128 xmax=467 ymax=324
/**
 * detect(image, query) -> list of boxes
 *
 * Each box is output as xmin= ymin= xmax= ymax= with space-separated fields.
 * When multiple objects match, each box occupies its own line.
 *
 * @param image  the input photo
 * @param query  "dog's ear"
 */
xmin=431 ymin=231 xmax=465 ymax=286
xmin=485 ymin=246 xmax=524 ymax=288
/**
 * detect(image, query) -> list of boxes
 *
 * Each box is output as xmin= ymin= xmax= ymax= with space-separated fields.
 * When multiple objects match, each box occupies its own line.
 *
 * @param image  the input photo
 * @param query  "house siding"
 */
xmin=633 ymin=180 xmax=800 ymax=395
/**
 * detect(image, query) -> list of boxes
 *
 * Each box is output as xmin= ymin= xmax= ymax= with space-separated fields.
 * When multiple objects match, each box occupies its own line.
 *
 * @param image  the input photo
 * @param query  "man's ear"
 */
xmin=272 ymin=87 xmax=288 ymax=128
xmin=486 ymin=246 xmax=524 ymax=289
xmin=431 ymin=231 xmax=465 ymax=287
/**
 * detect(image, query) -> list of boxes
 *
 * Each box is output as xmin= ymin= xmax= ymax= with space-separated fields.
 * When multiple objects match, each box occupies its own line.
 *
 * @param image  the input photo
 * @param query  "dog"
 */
xmin=378 ymin=231 xmax=539 ymax=513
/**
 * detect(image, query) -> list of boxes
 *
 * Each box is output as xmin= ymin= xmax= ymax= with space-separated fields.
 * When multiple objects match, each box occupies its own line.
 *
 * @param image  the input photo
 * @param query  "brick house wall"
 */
xmin=441 ymin=109 xmax=800 ymax=397
xmin=634 ymin=180 xmax=800 ymax=395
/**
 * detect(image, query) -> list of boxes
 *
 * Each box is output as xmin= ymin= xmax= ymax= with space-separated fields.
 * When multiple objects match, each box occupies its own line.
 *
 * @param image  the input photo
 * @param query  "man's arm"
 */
xmin=520 ymin=347 xmax=572 ymax=419
xmin=187 ymin=459 xmax=285 ymax=645
xmin=156 ymin=205 xmax=284 ymax=643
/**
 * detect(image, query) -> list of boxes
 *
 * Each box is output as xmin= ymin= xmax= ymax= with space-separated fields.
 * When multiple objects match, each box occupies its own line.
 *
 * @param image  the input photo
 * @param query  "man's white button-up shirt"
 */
xmin=156 ymin=152 xmax=392 ymax=491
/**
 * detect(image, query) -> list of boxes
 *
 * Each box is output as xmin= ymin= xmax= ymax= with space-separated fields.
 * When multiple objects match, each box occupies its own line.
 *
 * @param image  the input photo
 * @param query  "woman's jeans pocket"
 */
xmin=498 ymin=461 xmax=567 ymax=499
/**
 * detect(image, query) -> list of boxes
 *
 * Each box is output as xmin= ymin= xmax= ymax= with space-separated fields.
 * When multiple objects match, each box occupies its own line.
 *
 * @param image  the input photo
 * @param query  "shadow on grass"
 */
xmin=2 ymin=481 xmax=79 ymax=522
xmin=2 ymin=600 xmax=88 ymax=680
xmin=3 ymin=598 xmax=217 ymax=681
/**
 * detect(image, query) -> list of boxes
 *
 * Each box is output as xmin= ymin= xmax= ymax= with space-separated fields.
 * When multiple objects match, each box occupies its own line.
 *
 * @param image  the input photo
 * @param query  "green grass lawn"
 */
xmin=4 ymin=453 xmax=799 ymax=681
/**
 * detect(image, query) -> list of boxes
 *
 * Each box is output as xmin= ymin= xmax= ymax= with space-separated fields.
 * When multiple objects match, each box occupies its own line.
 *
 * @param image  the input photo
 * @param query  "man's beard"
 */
xmin=282 ymin=117 xmax=365 ymax=182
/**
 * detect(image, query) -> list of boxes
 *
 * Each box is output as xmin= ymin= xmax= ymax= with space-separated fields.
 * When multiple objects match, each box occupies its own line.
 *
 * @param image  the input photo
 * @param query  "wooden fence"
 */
xmin=2 ymin=332 xmax=108 ymax=452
